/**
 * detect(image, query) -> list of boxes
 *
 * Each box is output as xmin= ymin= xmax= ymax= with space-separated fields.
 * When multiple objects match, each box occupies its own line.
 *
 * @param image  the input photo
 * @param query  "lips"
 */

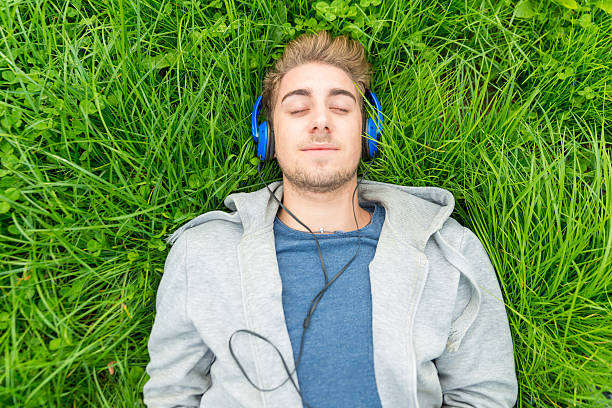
xmin=301 ymin=144 xmax=339 ymax=151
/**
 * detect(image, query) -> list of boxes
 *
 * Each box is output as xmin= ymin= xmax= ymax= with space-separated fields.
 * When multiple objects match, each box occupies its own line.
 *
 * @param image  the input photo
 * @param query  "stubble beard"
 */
xmin=277 ymin=155 xmax=361 ymax=194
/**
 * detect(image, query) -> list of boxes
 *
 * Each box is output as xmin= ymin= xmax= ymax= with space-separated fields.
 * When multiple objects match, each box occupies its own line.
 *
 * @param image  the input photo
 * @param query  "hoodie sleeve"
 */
xmin=143 ymin=232 xmax=215 ymax=408
xmin=435 ymin=227 xmax=518 ymax=407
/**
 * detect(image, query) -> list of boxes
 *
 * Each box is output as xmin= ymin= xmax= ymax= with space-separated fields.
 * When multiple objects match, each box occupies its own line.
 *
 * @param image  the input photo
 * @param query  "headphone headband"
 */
xmin=251 ymin=95 xmax=264 ymax=144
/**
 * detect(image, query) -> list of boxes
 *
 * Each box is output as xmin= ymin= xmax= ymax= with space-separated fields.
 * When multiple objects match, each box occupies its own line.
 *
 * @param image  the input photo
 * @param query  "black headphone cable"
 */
xmin=228 ymin=157 xmax=376 ymax=408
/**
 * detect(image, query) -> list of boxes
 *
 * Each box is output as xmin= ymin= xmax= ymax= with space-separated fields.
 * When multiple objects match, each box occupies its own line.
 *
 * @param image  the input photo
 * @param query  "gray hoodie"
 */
xmin=144 ymin=180 xmax=518 ymax=407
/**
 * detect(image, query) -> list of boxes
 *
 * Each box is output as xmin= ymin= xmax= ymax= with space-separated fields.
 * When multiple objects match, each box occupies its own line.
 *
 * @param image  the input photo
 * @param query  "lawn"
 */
xmin=0 ymin=0 xmax=610 ymax=406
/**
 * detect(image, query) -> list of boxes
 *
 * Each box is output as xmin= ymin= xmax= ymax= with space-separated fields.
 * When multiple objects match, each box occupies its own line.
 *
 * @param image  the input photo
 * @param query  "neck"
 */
xmin=277 ymin=175 xmax=372 ymax=234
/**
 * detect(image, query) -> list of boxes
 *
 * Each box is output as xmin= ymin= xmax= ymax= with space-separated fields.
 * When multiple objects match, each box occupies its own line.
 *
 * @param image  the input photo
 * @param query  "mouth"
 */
xmin=301 ymin=145 xmax=339 ymax=151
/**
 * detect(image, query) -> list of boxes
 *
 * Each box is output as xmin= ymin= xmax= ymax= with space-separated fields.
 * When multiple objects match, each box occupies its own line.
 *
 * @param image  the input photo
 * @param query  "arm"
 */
xmin=436 ymin=227 xmax=518 ymax=407
xmin=143 ymin=232 xmax=216 ymax=408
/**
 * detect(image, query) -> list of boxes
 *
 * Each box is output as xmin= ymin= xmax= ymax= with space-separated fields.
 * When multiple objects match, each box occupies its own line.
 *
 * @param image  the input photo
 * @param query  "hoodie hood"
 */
xmin=170 ymin=179 xmax=455 ymax=252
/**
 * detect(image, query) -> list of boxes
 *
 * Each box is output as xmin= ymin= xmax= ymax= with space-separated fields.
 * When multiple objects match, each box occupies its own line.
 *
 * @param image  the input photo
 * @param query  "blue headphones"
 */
xmin=251 ymin=90 xmax=383 ymax=162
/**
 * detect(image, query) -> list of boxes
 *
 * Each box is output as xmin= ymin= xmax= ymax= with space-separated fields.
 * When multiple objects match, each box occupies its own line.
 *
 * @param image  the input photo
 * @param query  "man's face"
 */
xmin=272 ymin=62 xmax=363 ymax=194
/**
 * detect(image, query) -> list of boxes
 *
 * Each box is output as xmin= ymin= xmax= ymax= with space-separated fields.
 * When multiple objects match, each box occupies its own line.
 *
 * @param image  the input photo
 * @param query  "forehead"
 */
xmin=276 ymin=62 xmax=357 ymax=103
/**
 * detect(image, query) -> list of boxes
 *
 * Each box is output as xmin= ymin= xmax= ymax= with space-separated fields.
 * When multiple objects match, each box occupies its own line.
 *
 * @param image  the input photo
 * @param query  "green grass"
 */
xmin=1 ymin=0 xmax=610 ymax=406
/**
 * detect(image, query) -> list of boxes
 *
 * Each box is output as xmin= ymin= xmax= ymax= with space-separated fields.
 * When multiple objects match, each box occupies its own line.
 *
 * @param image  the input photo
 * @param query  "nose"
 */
xmin=310 ymin=103 xmax=331 ymax=134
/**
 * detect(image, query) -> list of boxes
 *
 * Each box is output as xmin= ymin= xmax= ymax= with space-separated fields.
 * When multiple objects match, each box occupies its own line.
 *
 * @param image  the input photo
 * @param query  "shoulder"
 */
xmin=186 ymin=216 xmax=243 ymax=242
xmin=162 ymin=211 xmax=244 ymax=282
xmin=437 ymin=218 xmax=492 ymax=264
xmin=166 ymin=209 xmax=244 ymax=246
xmin=437 ymin=217 xmax=467 ymax=250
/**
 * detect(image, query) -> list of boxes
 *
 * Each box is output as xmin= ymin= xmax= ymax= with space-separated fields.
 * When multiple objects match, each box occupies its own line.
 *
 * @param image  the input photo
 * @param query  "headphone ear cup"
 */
xmin=257 ymin=121 xmax=269 ymax=161
xmin=361 ymin=109 xmax=370 ymax=160
xmin=266 ymin=122 xmax=275 ymax=161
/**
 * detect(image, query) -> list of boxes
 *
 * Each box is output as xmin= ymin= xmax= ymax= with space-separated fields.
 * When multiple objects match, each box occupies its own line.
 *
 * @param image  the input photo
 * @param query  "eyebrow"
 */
xmin=280 ymin=88 xmax=357 ymax=104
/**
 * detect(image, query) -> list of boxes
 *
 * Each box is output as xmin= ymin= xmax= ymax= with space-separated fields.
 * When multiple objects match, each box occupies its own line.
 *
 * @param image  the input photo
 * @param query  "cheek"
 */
xmin=273 ymin=127 xmax=295 ymax=160
xmin=350 ymin=120 xmax=364 ymax=151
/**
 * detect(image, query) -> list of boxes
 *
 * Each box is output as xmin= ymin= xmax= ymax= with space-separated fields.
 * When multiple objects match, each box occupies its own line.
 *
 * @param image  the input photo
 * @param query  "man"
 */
xmin=143 ymin=31 xmax=518 ymax=407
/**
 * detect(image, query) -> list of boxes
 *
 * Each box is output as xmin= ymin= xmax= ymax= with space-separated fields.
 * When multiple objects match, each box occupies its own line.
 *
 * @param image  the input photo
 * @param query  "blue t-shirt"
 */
xmin=273 ymin=201 xmax=385 ymax=408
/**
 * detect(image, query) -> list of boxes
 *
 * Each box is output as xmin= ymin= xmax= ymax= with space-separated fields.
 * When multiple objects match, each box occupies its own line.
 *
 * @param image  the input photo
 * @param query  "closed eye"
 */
xmin=290 ymin=108 xmax=349 ymax=114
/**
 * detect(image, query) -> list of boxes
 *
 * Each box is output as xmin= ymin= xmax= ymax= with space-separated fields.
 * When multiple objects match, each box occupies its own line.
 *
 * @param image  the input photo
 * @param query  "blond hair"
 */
xmin=261 ymin=31 xmax=372 ymax=126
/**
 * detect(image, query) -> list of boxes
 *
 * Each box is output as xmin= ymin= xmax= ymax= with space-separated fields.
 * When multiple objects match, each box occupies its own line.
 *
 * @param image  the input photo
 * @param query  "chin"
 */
xmin=281 ymin=164 xmax=358 ymax=194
